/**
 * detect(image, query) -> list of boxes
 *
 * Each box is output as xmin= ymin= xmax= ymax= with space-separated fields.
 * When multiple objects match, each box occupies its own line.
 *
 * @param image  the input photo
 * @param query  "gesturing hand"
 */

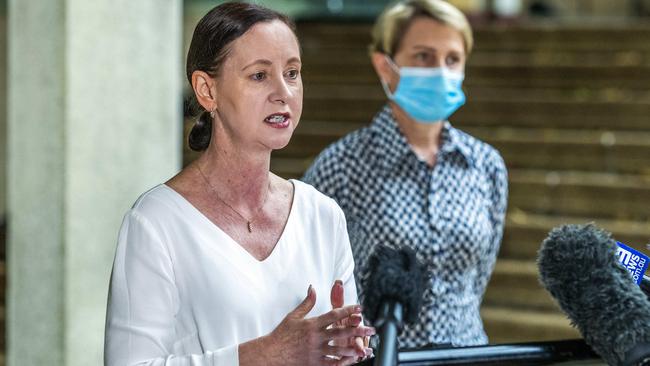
xmin=263 ymin=285 xmax=375 ymax=366
xmin=330 ymin=280 xmax=373 ymax=364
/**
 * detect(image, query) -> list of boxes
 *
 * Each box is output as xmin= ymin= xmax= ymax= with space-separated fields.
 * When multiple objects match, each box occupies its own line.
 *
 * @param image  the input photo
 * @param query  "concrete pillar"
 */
xmin=0 ymin=1 xmax=6 ymax=221
xmin=7 ymin=1 xmax=182 ymax=365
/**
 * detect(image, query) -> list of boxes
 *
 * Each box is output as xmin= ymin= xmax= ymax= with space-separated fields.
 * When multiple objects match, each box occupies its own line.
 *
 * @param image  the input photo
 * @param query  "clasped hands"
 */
xmin=263 ymin=281 xmax=375 ymax=366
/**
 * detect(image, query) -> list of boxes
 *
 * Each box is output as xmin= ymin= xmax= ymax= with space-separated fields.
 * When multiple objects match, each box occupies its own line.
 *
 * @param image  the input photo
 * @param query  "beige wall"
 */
xmin=0 ymin=3 xmax=6 ymax=219
xmin=7 ymin=1 xmax=182 ymax=365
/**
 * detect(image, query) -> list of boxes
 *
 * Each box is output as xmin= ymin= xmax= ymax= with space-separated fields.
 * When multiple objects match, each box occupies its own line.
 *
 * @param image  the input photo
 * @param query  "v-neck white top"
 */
xmin=105 ymin=180 xmax=358 ymax=366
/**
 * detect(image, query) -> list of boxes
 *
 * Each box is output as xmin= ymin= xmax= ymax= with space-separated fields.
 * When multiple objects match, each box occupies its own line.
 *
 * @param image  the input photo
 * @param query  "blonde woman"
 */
xmin=304 ymin=0 xmax=508 ymax=348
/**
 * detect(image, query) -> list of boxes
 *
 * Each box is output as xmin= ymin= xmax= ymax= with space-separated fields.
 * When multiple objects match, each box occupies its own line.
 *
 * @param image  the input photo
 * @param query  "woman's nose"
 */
xmin=432 ymin=57 xmax=444 ymax=68
xmin=270 ymin=77 xmax=291 ymax=104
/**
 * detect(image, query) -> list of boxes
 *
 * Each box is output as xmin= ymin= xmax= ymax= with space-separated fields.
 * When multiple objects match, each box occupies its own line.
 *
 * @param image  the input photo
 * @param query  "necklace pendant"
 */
xmin=247 ymin=221 xmax=253 ymax=233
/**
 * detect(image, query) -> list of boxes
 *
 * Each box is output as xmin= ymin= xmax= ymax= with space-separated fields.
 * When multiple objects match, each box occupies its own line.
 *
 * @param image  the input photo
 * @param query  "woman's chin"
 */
xmin=270 ymin=141 xmax=292 ymax=151
xmin=268 ymin=127 xmax=296 ymax=150
xmin=264 ymin=135 xmax=293 ymax=151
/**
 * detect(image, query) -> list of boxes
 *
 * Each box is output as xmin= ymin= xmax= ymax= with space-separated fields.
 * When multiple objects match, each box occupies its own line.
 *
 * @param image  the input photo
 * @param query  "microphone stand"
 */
xmin=376 ymin=300 xmax=404 ymax=366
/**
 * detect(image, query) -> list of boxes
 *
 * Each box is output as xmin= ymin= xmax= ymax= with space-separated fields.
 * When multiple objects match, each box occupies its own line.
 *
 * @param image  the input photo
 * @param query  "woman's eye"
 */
xmin=446 ymin=55 xmax=461 ymax=66
xmin=415 ymin=52 xmax=428 ymax=61
xmin=286 ymin=69 xmax=300 ymax=79
xmin=251 ymin=71 xmax=266 ymax=81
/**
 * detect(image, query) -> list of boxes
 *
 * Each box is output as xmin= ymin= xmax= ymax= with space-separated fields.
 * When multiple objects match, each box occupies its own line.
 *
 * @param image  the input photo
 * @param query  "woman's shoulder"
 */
xmin=127 ymin=184 xmax=188 ymax=223
xmin=292 ymin=180 xmax=344 ymax=218
xmin=293 ymin=179 xmax=337 ymax=205
xmin=303 ymin=125 xmax=375 ymax=190
xmin=451 ymin=126 xmax=506 ymax=170
xmin=314 ymin=125 xmax=373 ymax=164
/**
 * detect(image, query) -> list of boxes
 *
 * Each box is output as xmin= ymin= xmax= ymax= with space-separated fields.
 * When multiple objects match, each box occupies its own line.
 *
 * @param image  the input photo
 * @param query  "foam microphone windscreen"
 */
xmin=538 ymin=223 xmax=650 ymax=366
xmin=361 ymin=244 xmax=429 ymax=325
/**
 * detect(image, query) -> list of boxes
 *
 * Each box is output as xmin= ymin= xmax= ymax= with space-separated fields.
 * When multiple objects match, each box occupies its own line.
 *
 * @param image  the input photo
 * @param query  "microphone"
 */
xmin=361 ymin=244 xmax=428 ymax=366
xmin=537 ymin=223 xmax=650 ymax=366
xmin=642 ymin=275 xmax=650 ymax=300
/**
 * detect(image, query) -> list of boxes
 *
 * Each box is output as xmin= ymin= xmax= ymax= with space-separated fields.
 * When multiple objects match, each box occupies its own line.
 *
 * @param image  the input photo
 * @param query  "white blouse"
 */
xmin=105 ymin=180 xmax=358 ymax=366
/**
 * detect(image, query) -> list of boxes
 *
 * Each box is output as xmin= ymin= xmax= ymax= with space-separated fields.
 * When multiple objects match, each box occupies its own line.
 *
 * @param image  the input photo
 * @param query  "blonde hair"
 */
xmin=369 ymin=0 xmax=473 ymax=57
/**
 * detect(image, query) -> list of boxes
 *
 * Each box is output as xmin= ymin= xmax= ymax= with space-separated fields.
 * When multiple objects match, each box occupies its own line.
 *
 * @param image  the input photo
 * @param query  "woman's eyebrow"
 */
xmin=286 ymin=57 xmax=301 ymax=65
xmin=412 ymin=45 xmax=463 ymax=55
xmin=412 ymin=45 xmax=437 ymax=52
xmin=241 ymin=59 xmax=272 ymax=71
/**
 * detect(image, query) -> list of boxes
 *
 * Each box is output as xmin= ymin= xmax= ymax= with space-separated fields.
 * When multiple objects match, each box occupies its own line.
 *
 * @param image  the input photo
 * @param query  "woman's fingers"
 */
xmin=330 ymin=279 xmax=346 ymax=329
xmin=272 ymin=287 xmax=374 ymax=366
xmin=321 ymin=355 xmax=359 ymax=366
xmin=335 ymin=313 xmax=361 ymax=329
xmin=288 ymin=286 xmax=372 ymax=364
xmin=322 ymin=345 xmax=361 ymax=358
xmin=314 ymin=305 xmax=362 ymax=327
xmin=324 ymin=324 xmax=375 ymax=340
xmin=289 ymin=285 xmax=317 ymax=319
xmin=347 ymin=314 xmax=362 ymax=327
xmin=330 ymin=279 xmax=344 ymax=309
xmin=353 ymin=336 xmax=365 ymax=354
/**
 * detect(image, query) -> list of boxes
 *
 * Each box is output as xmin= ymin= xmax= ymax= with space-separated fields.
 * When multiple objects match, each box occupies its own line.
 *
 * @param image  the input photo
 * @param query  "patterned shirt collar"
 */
xmin=369 ymin=104 xmax=474 ymax=171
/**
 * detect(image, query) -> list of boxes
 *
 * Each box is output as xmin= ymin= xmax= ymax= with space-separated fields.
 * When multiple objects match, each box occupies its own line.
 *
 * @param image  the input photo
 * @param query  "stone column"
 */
xmin=7 ymin=1 xmax=182 ymax=365
xmin=0 ymin=1 xmax=6 ymax=220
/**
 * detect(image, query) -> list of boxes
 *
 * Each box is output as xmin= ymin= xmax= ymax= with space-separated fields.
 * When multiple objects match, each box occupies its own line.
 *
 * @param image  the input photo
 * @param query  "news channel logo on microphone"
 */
xmin=616 ymin=241 xmax=649 ymax=285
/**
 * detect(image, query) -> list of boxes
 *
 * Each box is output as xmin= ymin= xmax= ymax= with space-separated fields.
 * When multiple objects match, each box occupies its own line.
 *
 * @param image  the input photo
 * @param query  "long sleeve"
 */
xmin=104 ymin=210 xmax=239 ymax=366
xmin=474 ymin=153 xmax=509 ymax=297
xmin=331 ymin=204 xmax=358 ymax=306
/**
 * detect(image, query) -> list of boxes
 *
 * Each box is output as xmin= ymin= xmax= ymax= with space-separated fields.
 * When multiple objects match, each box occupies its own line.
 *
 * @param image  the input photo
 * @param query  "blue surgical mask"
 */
xmin=381 ymin=57 xmax=466 ymax=123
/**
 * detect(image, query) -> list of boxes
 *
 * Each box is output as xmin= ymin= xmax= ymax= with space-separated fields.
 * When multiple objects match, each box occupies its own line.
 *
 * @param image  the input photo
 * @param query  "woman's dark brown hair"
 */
xmin=186 ymin=2 xmax=296 ymax=151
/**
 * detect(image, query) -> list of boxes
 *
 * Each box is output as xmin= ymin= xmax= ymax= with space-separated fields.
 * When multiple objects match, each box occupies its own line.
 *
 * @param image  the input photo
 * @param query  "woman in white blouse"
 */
xmin=104 ymin=3 xmax=374 ymax=365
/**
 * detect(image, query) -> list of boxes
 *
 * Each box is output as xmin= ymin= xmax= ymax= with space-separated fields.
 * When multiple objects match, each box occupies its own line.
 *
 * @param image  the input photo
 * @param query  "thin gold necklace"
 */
xmin=196 ymin=164 xmax=269 ymax=233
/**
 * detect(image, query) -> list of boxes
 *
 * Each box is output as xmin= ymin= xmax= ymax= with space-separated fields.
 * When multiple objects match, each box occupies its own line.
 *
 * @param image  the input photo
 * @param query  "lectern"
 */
xmin=354 ymin=339 xmax=604 ymax=365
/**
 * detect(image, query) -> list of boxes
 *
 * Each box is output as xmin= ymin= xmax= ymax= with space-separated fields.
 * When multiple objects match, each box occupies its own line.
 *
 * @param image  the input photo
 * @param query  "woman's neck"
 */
xmin=391 ymin=103 xmax=443 ymax=166
xmin=197 ymin=137 xmax=272 ymax=207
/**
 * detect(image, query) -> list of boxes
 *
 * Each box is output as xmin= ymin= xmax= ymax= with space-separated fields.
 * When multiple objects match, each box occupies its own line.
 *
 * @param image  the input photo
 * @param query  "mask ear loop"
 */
xmin=380 ymin=55 xmax=400 ymax=99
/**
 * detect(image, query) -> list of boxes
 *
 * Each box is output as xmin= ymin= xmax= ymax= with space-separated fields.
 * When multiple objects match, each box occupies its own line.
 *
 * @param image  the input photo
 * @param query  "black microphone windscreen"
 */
xmin=538 ymin=223 xmax=650 ymax=366
xmin=361 ymin=244 xmax=429 ymax=325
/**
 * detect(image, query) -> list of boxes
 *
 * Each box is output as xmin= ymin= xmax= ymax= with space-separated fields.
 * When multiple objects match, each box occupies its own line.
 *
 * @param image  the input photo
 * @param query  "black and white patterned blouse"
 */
xmin=302 ymin=104 xmax=508 ymax=347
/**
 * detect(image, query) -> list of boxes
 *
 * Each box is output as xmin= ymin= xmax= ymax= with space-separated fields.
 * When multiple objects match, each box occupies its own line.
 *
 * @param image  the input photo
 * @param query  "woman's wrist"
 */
xmin=238 ymin=334 xmax=275 ymax=366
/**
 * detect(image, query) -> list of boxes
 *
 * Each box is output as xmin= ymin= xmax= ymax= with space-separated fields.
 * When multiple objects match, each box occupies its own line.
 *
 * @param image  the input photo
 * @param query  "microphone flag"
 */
xmin=616 ymin=242 xmax=649 ymax=285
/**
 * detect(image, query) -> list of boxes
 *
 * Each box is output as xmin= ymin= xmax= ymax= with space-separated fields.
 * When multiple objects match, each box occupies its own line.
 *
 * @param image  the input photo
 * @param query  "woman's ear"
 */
xmin=371 ymin=52 xmax=396 ymax=89
xmin=191 ymin=70 xmax=217 ymax=112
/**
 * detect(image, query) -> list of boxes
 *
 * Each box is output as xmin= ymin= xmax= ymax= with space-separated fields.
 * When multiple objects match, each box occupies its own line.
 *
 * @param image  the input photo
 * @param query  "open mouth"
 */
xmin=264 ymin=113 xmax=291 ymax=127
